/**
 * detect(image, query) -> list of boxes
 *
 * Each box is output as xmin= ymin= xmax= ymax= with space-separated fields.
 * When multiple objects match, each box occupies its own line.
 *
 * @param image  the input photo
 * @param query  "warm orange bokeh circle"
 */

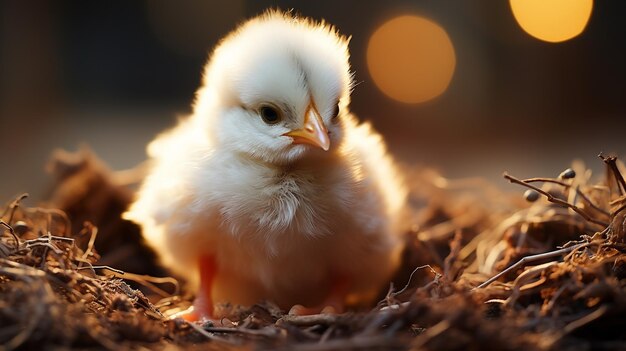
xmin=510 ymin=0 xmax=593 ymax=43
xmin=367 ymin=15 xmax=456 ymax=104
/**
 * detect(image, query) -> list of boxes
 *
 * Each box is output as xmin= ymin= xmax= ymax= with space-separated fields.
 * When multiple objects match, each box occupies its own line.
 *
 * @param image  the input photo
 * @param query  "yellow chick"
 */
xmin=124 ymin=11 xmax=407 ymax=320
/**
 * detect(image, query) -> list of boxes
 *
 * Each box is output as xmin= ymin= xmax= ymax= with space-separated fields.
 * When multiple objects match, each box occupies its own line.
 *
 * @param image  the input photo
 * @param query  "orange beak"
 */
xmin=283 ymin=103 xmax=330 ymax=151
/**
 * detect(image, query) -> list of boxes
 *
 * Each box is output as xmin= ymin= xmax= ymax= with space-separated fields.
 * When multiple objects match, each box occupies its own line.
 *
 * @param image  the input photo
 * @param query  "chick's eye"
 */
xmin=259 ymin=106 xmax=281 ymax=125
xmin=332 ymin=104 xmax=340 ymax=121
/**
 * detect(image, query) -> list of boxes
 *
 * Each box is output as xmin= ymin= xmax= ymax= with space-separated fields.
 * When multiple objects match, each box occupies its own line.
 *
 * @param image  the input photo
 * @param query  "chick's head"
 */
xmin=193 ymin=11 xmax=354 ymax=164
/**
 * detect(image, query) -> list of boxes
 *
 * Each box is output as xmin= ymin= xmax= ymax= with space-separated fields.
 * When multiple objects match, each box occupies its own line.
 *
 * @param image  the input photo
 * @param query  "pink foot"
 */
xmin=172 ymin=255 xmax=217 ymax=322
xmin=289 ymin=275 xmax=349 ymax=315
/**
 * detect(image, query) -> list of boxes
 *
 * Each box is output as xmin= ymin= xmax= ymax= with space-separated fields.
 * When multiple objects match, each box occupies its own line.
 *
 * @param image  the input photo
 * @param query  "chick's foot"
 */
xmin=171 ymin=255 xmax=217 ymax=322
xmin=289 ymin=275 xmax=349 ymax=315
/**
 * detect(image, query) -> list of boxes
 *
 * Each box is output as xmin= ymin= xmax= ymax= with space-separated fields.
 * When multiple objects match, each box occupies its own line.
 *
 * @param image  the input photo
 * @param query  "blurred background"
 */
xmin=1 ymin=0 xmax=625 ymax=202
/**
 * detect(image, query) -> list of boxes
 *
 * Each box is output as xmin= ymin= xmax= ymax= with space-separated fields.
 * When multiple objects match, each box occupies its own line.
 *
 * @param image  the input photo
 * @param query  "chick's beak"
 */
xmin=283 ymin=104 xmax=330 ymax=151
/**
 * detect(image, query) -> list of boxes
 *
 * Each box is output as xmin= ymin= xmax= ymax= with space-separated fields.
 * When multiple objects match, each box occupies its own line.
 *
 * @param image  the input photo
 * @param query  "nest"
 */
xmin=1 ymin=149 xmax=625 ymax=350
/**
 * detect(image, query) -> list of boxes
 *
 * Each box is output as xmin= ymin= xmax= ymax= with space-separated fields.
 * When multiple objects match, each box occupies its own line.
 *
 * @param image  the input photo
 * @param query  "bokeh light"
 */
xmin=366 ymin=15 xmax=456 ymax=104
xmin=510 ymin=0 xmax=593 ymax=43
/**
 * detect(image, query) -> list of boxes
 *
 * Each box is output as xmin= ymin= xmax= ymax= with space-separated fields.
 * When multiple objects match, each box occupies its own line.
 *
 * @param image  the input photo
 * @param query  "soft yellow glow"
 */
xmin=510 ymin=0 xmax=593 ymax=43
xmin=366 ymin=15 xmax=456 ymax=104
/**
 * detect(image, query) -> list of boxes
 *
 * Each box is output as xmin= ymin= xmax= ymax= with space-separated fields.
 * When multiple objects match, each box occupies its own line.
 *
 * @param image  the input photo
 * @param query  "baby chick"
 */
xmin=124 ymin=11 xmax=408 ymax=320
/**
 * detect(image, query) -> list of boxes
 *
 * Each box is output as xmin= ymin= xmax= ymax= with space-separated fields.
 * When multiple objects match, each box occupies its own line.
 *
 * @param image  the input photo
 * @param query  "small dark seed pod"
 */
xmin=13 ymin=221 xmax=29 ymax=236
xmin=559 ymin=168 xmax=576 ymax=179
xmin=524 ymin=189 xmax=540 ymax=202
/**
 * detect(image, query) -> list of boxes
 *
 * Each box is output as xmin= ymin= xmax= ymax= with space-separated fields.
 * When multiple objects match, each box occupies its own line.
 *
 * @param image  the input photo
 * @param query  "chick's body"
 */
xmin=124 ymin=12 xmax=407 ymax=316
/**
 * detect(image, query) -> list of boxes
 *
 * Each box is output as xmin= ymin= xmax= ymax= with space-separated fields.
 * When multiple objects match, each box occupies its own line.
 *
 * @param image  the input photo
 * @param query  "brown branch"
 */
xmin=102 ymin=267 xmax=180 ymax=297
xmin=410 ymin=320 xmax=452 ymax=350
xmin=77 ymin=265 xmax=125 ymax=275
xmin=504 ymin=172 xmax=609 ymax=227
xmin=391 ymin=265 xmax=437 ymax=298
xmin=80 ymin=223 xmax=98 ymax=261
xmin=277 ymin=313 xmax=355 ymax=327
xmin=473 ymin=242 xmax=590 ymax=289
xmin=185 ymin=321 xmax=230 ymax=342
xmin=521 ymin=177 xmax=610 ymax=217
xmin=1 ymin=220 xmax=20 ymax=250
xmin=599 ymin=154 xmax=626 ymax=195
xmin=562 ymin=305 xmax=609 ymax=335
xmin=1 ymin=193 xmax=28 ymax=224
